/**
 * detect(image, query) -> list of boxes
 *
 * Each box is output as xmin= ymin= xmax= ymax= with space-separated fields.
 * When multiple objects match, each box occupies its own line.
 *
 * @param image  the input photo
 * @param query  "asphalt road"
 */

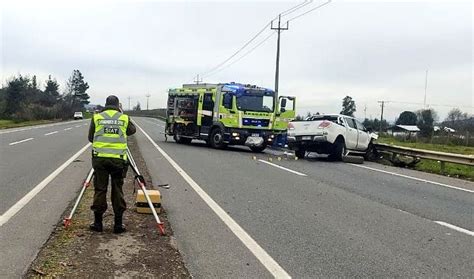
xmin=0 ymin=117 xmax=472 ymax=277
xmin=132 ymin=117 xmax=473 ymax=278
xmin=0 ymin=120 xmax=92 ymax=277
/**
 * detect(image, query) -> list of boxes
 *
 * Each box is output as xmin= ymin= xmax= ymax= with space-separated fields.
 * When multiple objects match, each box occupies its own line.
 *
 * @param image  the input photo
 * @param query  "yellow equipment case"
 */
xmin=135 ymin=189 xmax=161 ymax=214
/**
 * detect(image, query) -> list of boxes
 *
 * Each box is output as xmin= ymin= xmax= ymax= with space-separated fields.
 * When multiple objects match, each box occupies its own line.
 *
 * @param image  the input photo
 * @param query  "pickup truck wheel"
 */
xmin=329 ymin=139 xmax=346 ymax=161
xmin=250 ymin=145 xmax=266 ymax=153
xmin=210 ymin=128 xmax=226 ymax=149
xmin=364 ymin=142 xmax=377 ymax=161
xmin=295 ymin=149 xmax=306 ymax=159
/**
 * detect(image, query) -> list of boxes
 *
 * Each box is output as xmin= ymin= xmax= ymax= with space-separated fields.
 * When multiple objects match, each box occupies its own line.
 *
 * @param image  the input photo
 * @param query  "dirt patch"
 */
xmin=27 ymin=136 xmax=190 ymax=278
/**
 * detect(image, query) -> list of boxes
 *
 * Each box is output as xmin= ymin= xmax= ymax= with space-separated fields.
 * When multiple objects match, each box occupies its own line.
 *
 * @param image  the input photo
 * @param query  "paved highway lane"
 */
xmin=133 ymin=117 xmax=473 ymax=278
xmin=0 ymin=120 xmax=92 ymax=277
xmin=262 ymin=156 xmax=474 ymax=231
xmin=0 ymin=120 xmax=89 ymax=214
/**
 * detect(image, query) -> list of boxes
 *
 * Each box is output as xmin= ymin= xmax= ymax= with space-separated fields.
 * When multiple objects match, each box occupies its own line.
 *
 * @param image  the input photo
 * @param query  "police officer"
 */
xmin=88 ymin=95 xmax=136 ymax=233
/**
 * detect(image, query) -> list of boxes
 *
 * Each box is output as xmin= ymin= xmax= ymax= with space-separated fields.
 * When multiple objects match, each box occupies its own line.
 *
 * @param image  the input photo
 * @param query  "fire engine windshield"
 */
xmin=236 ymin=94 xmax=274 ymax=112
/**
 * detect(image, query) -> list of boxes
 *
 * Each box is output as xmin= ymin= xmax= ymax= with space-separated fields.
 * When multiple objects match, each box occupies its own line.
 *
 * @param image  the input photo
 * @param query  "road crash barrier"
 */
xmin=374 ymin=143 xmax=474 ymax=174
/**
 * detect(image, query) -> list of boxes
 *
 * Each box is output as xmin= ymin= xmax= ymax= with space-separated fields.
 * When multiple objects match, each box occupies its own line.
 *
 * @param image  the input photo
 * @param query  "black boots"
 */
xmin=89 ymin=212 xmax=103 ymax=232
xmin=113 ymin=215 xmax=126 ymax=234
xmin=90 ymin=212 xmax=125 ymax=233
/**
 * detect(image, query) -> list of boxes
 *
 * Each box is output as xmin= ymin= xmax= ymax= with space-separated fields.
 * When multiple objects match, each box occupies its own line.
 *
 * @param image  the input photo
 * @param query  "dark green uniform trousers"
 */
xmin=91 ymin=157 xmax=127 ymax=216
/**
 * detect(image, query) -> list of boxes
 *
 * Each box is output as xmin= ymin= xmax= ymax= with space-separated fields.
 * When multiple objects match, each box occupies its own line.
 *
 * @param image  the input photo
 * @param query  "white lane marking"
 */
xmin=9 ymin=138 xmax=34 ymax=146
xmin=350 ymin=164 xmax=474 ymax=194
xmin=75 ymin=125 xmax=81 ymax=128
xmin=0 ymin=120 xmax=84 ymax=135
xmin=258 ymin=159 xmax=307 ymax=176
xmin=434 ymin=221 xmax=474 ymax=237
xmin=64 ymin=127 xmax=72 ymax=131
xmin=135 ymin=122 xmax=291 ymax=278
xmin=44 ymin=131 xmax=58 ymax=136
xmin=0 ymin=143 xmax=91 ymax=227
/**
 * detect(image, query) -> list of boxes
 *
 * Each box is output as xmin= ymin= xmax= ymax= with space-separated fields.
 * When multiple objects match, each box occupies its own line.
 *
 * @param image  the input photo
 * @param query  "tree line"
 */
xmin=0 ymin=70 xmax=90 ymax=121
xmin=297 ymin=95 xmax=472 ymax=138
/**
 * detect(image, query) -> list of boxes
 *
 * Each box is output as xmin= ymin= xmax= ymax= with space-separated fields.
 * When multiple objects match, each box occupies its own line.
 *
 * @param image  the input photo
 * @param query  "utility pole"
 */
xmin=128 ymin=96 xmax=131 ymax=111
xmin=378 ymin=101 xmax=385 ymax=134
xmin=146 ymin=93 xmax=151 ymax=110
xmin=194 ymin=74 xmax=202 ymax=84
xmin=364 ymin=104 xmax=367 ymax=119
xmin=271 ymin=14 xmax=289 ymax=99
xmin=423 ymin=69 xmax=428 ymax=108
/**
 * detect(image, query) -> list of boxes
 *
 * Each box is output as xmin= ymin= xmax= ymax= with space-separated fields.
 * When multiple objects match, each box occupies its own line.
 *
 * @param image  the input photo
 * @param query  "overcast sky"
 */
xmin=1 ymin=0 xmax=472 ymax=121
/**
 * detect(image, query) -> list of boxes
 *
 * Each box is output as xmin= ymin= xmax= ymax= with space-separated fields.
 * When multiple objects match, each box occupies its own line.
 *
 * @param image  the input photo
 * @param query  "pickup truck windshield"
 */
xmin=236 ymin=95 xmax=274 ymax=112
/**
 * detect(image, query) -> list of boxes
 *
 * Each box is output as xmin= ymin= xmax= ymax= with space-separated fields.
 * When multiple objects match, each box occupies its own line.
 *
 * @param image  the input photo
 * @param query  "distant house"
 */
xmin=387 ymin=125 xmax=420 ymax=139
xmin=434 ymin=125 xmax=456 ymax=133
xmin=444 ymin=127 xmax=456 ymax=133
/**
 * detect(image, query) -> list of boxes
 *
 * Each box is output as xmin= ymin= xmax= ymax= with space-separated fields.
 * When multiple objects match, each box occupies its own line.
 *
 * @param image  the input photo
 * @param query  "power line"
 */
xmin=286 ymin=0 xmax=332 ymax=22
xmin=200 ymin=22 xmax=271 ymax=78
xmin=199 ymin=1 xmax=310 ymax=79
xmin=382 ymin=100 xmax=474 ymax=109
xmin=281 ymin=0 xmax=313 ymax=16
xmin=204 ymin=31 xmax=277 ymax=78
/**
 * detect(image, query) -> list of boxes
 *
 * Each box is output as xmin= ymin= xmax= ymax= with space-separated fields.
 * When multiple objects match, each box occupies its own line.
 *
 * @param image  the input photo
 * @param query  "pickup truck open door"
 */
xmin=342 ymin=116 xmax=359 ymax=150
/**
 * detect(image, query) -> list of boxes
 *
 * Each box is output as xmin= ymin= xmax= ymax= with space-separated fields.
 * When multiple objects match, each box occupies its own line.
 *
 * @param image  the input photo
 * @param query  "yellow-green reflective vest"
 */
xmin=92 ymin=110 xmax=129 ymax=160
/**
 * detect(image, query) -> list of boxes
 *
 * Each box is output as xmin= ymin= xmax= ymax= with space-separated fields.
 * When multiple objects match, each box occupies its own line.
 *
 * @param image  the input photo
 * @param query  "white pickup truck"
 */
xmin=287 ymin=114 xmax=377 ymax=160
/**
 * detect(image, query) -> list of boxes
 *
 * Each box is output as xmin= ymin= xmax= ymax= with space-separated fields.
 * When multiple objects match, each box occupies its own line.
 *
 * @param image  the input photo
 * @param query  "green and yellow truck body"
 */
xmin=165 ymin=82 xmax=295 ymax=152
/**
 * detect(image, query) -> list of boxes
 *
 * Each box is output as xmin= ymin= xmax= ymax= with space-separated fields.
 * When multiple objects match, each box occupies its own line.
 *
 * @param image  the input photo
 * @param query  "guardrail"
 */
xmin=126 ymin=109 xmax=167 ymax=120
xmin=374 ymin=143 xmax=474 ymax=169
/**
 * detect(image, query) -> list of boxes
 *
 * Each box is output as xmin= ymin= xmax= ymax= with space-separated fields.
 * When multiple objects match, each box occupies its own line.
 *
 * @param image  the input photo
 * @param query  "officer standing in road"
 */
xmin=88 ymin=95 xmax=136 ymax=233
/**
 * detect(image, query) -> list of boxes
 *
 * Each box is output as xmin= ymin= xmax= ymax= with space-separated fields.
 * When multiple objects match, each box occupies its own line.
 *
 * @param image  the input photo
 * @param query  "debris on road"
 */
xmin=27 ymin=136 xmax=190 ymax=278
xmin=342 ymin=155 xmax=365 ymax=164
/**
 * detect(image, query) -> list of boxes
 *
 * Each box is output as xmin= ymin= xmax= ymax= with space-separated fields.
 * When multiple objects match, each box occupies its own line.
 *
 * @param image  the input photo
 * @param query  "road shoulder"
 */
xmin=26 ymin=136 xmax=190 ymax=278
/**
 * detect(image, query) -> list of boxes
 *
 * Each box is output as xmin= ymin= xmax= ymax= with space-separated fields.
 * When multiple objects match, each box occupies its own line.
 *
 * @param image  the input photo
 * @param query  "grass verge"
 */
xmin=0 ymin=119 xmax=60 ymax=129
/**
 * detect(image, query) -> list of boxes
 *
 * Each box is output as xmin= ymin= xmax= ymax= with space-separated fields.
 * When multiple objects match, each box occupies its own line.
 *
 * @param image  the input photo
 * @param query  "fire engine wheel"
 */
xmin=210 ymin=128 xmax=226 ymax=149
xmin=174 ymin=133 xmax=192 ymax=144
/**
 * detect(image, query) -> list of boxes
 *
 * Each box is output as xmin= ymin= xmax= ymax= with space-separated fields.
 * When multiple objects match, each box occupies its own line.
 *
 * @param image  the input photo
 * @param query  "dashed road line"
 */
xmin=64 ymin=127 xmax=72 ymax=131
xmin=258 ymin=159 xmax=307 ymax=176
xmin=0 ymin=143 xmax=91 ymax=226
xmin=135 ymin=121 xmax=291 ymax=278
xmin=350 ymin=164 xmax=474 ymax=193
xmin=44 ymin=131 xmax=58 ymax=136
xmin=9 ymin=138 xmax=34 ymax=146
xmin=434 ymin=221 xmax=474 ymax=237
xmin=0 ymin=120 xmax=85 ymax=135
